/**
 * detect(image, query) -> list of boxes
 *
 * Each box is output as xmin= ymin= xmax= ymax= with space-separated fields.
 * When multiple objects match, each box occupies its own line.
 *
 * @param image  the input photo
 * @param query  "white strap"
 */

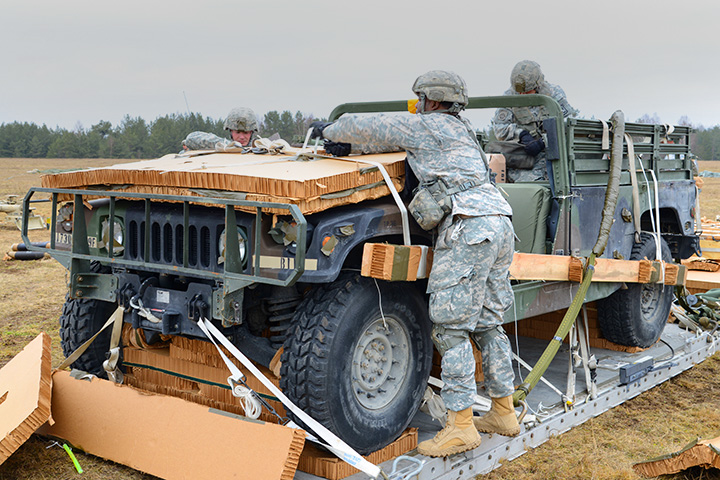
xmin=624 ymin=133 xmax=642 ymax=242
xmin=600 ymin=119 xmax=610 ymax=150
xmin=197 ymin=318 xmax=382 ymax=479
xmin=195 ymin=320 xmax=263 ymax=420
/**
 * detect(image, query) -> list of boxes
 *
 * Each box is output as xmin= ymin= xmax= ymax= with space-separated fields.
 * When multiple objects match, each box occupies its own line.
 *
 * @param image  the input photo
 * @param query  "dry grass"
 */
xmin=1 ymin=158 xmax=719 ymax=479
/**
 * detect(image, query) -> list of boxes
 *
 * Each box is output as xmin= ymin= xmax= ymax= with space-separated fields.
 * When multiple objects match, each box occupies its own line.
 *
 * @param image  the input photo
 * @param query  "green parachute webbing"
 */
xmin=513 ymin=110 xmax=625 ymax=405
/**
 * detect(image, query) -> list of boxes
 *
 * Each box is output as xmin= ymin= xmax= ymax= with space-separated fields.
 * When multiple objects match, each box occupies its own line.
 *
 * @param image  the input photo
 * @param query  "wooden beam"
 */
xmin=509 ymin=253 xmax=684 ymax=286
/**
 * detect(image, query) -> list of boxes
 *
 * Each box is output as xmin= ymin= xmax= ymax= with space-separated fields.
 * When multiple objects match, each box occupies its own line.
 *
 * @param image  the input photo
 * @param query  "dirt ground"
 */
xmin=1 ymin=158 xmax=720 ymax=479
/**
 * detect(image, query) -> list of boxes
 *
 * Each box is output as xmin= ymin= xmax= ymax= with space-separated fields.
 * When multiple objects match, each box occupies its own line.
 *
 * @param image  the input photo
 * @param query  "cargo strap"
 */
xmin=196 ymin=320 xmax=262 ymax=419
xmin=56 ymin=306 xmax=124 ymax=378
xmin=197 ymin=318 xmax=385 ymax=479
xmin=624 ymin=133 xmax=642 ymax=244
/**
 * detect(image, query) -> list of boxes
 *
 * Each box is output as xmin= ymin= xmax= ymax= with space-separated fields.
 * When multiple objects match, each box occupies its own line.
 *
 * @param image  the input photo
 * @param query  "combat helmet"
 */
xmin=224 ymin=107 xmax=259 ymax=132
xmin=511 ymin=60 xmax=545 ymax=94
xmin=412 ymin=70 xmax=468 ymax=113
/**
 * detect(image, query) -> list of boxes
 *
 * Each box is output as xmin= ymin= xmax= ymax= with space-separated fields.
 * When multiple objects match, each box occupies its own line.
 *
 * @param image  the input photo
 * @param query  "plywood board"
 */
xmin=40 ymin=370 xmax=305 ymax=480
xmin=0 ymin=333 xmax=52 ymax=465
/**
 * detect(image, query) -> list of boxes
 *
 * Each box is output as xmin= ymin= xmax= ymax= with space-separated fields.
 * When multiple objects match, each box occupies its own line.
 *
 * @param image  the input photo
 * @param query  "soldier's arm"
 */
xmin=548 ymin=83 xmax=578 ymax=118
xmin=492 ymin=108 xmax=520 ymax=141
xmin=323 ymin=114 xmax=422 ymax=150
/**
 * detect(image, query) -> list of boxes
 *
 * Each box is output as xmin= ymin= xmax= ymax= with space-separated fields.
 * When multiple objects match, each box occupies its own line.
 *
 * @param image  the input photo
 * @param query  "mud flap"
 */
xmin=39 ymin=370 xmax=306 ymax=480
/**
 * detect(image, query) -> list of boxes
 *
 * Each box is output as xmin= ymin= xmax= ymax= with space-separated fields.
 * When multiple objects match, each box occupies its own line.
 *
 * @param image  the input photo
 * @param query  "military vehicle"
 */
xmin=21 ymin=95 xmax=699 ymax=455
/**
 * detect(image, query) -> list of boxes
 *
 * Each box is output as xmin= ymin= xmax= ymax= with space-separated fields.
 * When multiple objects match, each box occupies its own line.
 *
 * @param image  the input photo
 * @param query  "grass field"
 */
xmin=0 ymin=158 xmax=719 ymax=480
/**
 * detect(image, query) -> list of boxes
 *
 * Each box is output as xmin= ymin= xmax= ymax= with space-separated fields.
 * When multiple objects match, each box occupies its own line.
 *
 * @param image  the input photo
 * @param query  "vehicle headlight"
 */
xmin=218 ymin=226 xmax=248 ymax=265
xmin=58 ymin=203 xmax=73 ymax=232
xmin=100 ymin=218 xmax=124 ymax=255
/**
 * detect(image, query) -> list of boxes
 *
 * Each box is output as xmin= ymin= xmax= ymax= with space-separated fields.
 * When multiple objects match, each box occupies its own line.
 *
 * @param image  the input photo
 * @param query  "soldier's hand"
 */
xmin=524 ymin=138 xmax=545 ymax=156
xmin=518 ymin=130 xmax=534 ymax=145
xmin=519 ymin=130 xmax=545 ymax=156
xmin=324 ymin=141 xmax=351 ymax=157
xmin=310 ymin=121 xmax=333 ymax=140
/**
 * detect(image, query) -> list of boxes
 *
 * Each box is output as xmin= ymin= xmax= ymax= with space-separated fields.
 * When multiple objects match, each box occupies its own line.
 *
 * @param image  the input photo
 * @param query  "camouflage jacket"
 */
xmin=323 ymin=113 xmax=512 ymax=218
xmin=492 ymin=81 xmax=577 ymax=141
xmin=182 ymin=131 xmax=259 ymax=150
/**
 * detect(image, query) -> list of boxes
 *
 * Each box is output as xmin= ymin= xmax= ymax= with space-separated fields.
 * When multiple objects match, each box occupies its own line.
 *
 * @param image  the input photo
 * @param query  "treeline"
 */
xmin=694 ymin=126 xmax=720 ymax=161
xmin=2 ymin=111 xmax=720 ymax=160
xmin=0 ymin=111 xmax=321 ymax=159
xmin=635 ymin=114 xmax=720 ymax=161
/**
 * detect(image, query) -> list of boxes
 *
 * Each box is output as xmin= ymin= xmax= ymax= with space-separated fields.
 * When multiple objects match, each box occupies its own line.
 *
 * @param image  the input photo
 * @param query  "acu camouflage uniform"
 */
xmin=493 ymin=81 xmax=577 ymax=182
xmin=324 ymin=113 xmax=516 ymax=411
xmin=182 ymin=130 xmax=259 ymax=151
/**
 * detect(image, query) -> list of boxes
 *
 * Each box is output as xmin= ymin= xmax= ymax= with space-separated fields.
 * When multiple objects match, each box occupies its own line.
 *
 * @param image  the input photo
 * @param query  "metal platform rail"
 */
xmin=297 ymin=323 xmax=718 ymax=480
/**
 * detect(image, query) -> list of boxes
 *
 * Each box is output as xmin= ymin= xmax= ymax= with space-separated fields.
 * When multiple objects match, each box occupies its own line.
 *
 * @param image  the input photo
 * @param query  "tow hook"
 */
xmin=189 ymin=294 xmax=209 ymax=321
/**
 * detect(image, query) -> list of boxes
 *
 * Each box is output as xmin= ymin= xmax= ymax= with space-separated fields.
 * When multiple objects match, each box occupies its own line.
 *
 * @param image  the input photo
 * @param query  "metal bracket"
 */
xmin=71 ymin=272 xmax=118 ymax=302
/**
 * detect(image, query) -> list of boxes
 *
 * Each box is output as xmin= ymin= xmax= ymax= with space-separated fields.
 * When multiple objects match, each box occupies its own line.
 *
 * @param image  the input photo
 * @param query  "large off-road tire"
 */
xmin=280 ymin=273 xmax=432 ymax=455
xmin=597 ymin=233 xmax=674 ymax=348
xmin=59 ymin=296 xmax=118 ymax=377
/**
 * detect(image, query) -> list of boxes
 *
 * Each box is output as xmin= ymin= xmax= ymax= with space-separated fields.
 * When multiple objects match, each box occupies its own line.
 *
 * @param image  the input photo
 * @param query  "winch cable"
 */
xmin=197 ymin=318 xmax=386 ymax=479
xmin=514 ymin=110 xmax=625 ymax=406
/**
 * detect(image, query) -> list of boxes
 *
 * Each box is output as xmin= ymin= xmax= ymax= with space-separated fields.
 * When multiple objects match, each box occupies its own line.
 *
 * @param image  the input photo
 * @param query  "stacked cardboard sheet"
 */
xmin=121 ymin=332 xmax=418 ymax=479
xmin=41 ymin=151 xmax=407 ymax=215
xmin=123 ymin=335 xmax=286 ymax=423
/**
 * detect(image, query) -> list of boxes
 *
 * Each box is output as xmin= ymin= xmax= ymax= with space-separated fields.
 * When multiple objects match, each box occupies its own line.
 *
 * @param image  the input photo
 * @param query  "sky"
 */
xmin=2 ymin=0 xmax=719 ymax=132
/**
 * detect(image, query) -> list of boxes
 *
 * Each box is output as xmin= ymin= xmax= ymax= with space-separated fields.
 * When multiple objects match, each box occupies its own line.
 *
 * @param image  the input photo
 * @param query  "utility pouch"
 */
xmin=409 ymin=181 xmax=452 ymax=231
xmin=485 ymin=140 xmax=535 ymax=169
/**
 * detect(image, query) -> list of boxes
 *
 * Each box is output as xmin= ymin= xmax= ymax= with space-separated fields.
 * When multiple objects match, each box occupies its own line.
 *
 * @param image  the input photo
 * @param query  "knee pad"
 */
xmin=431 ymin=326 xmax=469 ymax=356
xmin=470 ymin=325 xmax=506 ymax=351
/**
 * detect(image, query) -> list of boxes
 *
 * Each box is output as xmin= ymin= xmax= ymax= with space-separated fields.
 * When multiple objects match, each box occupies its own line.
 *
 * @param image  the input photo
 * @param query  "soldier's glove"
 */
xmin=310 ymin=121 xmax=333 ymax=140
xmin=324 ymin=141 xmax=352 ymax=157
xmin=519 ymin=130 xmax=545 ymax=156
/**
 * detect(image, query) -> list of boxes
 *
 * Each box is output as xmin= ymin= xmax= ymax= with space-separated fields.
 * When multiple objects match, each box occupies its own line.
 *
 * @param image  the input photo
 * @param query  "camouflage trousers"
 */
xmin=428 ymin=215 xmax=516 ymax=411
xmin=507 ymin=152 xmax=548 ymax=183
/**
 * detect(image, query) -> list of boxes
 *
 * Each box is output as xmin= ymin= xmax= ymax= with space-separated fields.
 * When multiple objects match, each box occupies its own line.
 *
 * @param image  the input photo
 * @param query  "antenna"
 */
xmin=183 ymin=91 xmax=191 ymax=116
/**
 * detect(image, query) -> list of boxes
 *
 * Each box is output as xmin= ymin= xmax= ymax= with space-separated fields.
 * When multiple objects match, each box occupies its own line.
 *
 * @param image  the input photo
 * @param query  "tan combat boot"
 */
xmin=473 ymin=395 xmax=521 ymax=436
xmin=417 ymin=407 xmax=482 ymax=457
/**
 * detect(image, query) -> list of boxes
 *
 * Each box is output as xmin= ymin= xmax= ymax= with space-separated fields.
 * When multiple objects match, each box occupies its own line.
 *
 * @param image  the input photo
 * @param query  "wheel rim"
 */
xmin=351 ymin=316 xmax=410 ymax=410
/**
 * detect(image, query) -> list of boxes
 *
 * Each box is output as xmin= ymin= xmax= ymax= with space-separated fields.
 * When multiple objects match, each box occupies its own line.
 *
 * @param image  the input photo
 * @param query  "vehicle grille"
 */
xmin=123 ymin=203 xmax=234 ymax=273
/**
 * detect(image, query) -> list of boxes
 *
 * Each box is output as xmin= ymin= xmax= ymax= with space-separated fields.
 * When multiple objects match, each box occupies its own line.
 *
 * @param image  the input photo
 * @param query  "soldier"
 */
xmin=492 ymin=60 xmax=577 ymax=182
xmin=182 ymin=107 xmax=259 ymax=150
xmin=310 ymin=70 xmax=519 ymax=458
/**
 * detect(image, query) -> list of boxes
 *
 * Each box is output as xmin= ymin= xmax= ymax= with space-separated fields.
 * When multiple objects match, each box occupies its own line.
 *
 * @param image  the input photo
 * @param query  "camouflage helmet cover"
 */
xmin=224 ymin=107 xmax=259 ymax=132
xmin=511 ymin=60 xmax=545 ymax=93
xmin=412 ymin=70 xmax=469 ymax=107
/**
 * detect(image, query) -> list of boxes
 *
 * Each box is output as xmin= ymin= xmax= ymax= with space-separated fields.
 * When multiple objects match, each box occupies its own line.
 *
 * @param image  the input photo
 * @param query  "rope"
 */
xmin=129 ymin=297 xmax=162 ymax=323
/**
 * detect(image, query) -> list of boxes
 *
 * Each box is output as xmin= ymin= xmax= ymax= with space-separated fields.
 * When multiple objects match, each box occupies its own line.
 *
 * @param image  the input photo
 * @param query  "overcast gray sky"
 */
xmin=2 ymin=0 xmax=718 ymax=132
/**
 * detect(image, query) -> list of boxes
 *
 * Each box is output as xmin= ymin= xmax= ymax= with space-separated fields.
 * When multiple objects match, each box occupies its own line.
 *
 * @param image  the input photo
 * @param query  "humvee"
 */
xmin=22 ymin=95 xmax=699 ymax=454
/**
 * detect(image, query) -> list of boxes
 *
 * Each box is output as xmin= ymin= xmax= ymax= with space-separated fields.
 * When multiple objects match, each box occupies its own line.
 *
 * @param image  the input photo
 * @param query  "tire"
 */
xmin=59 ymin=296 xmax=118 ymax=377
xmin=597 ymin=233 xmax=674 ymax=348
xmin=280 ymin=273 xmax=433 ymax=455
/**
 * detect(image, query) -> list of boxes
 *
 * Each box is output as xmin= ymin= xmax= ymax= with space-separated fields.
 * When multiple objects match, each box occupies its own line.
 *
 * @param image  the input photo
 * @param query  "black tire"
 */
xmin=280 ymin=273 xmax=432 ymax=455
xmin=59 ymin=296 xmax=118 ymax=377
xmin=597 ymin=233 xmax=674 ymax=348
